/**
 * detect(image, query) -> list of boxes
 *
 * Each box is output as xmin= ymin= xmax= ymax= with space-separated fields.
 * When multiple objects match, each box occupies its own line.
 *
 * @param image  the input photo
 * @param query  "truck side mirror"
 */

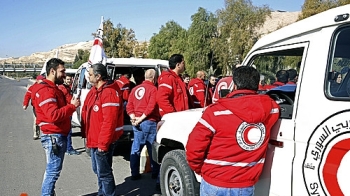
xmin=219 ymin=89 xmax=230 ymax=98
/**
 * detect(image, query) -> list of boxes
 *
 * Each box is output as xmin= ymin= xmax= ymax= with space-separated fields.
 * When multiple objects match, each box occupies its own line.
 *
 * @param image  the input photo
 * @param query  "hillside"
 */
xmin=0 ymin=11 xmax=300 ymax=65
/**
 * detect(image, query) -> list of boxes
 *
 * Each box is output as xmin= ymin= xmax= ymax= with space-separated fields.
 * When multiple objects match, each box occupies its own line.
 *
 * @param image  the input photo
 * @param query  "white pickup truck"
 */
xmin=152 ymin=5 xmax=350 ymax=196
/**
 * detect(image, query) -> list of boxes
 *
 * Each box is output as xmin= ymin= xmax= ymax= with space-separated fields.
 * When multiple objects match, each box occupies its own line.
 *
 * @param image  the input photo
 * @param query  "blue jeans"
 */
xmin=130 ymin=120 xmax=160 ymax=177
xmin=200 ymin=178 xmax=255 ymax=196
xmin=41 ymin=134 xmax=67 ymax=196
xmin=90 ymin=143 xmax=116 ymax=196
xmin=66 ymin=129 xmax=73 ymax=152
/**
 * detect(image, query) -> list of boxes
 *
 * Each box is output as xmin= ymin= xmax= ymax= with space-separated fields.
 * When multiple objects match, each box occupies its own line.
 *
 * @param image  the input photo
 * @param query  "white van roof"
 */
xmin=106 ymin=58 xmax=169 ymax=67
xmin=79 ymin=58 xmax=169 ymax=70
xmin=251 ymin=4 xmax=350 ymax=52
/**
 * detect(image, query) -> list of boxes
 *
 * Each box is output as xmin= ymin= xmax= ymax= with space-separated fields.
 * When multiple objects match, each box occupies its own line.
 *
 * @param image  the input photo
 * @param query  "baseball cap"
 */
xmin=36 ymin=75 xmax=45 ymax=80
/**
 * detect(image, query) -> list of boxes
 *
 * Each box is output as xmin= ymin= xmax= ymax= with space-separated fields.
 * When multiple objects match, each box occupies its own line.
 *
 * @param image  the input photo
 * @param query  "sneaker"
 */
xmin=33 ymin=136 xmax=39 ymax=140
xmin=66 ymin=149 xmax=81 ymax=155
xmin=155 ymin=183 xmax=161 ymax=191
xmin=131 ymin=174 xmax=141 ymax=181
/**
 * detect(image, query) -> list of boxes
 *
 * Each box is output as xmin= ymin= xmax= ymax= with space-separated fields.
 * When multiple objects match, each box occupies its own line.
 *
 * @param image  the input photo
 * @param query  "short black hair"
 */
xmin=182 ymin=73 xmax=190 ymax=79
xmin=91 ymin=63 xmax=108 ymax=80
xmin=276 ymin=70 xmax=289 ymax=84
xmin=46 ymin=58 xmax=65 ymax=74
xmin=169 ymin=54 xmax=184 ymax=69
xmin=288 ymin=69 xmax=298 ymax=81
xmin=233 ymin=66 xmax=260 ymax=91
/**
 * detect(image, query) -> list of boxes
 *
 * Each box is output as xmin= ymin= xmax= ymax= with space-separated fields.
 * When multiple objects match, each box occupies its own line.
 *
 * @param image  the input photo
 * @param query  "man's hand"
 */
xmin=23 ymin=105 xmax=27 ymax=110
xmin=71 ymin=96 xmax=80 ymax=108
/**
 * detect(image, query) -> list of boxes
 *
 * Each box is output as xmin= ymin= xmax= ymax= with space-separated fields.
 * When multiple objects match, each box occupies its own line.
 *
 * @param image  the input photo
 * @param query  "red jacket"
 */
xmin=81 ymin=81 xmax=123 ymax=151
xmin=116 ymin=75 xmax=130 ymax=102
xmin=212 ymin=76 xmax=233 ymax=103
xmin=264 ymin=81 xmax=285 ymax=90
xmin=30 ymin=79 xmax=76 ymax=136
xmin=186 ymin=90 xmax=280 ymax=188
xmin=156 ymin=70 xmax=193 ymax=116
xmin=126 ymin=80 xmax=160 ymax=122
xmin=58 ymin=83 xmax=73 ymax=104
xmin=23 ymin=83 xmax=37 ymax=107
xmin=188 ymin=78 xmax=212 ymax=108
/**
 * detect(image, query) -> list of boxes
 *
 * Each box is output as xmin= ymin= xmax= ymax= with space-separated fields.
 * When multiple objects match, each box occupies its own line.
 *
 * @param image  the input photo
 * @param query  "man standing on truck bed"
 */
xmin=126 ymin=69 xmax=160 ymax=183
xmin=186 ymin=66 xmax=280 ymax=196
xmin=156 ymin=54 xmax=193 ymax=116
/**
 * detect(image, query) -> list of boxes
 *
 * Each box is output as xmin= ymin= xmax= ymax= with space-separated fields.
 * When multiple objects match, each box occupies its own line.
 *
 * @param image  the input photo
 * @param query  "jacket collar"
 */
xmin=226 ymin=89 xmax=258 ymax=98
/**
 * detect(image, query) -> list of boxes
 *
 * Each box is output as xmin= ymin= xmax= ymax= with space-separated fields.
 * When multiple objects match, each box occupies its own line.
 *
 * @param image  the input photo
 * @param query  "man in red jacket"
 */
xmin=126 ymin=69 xmax=160 ymax=184
xmin=116 ymin=69 xmax=131 ymax=103
xmin=156 ymin=54 xmax=193 ymax=116
xmin=31 ymin=58 xmax=80 ymax=196
xmin=23 ymin=74 xmax=45 ymax=140
xmin=81 ymin=63 xmax=123 ymax=196
xmin=188 ymin=70 xmax=212 ymax=108
xmin=58 ymin=75 xmax=80 ymax=155
xmin=186 ymin=66 xmax=280 ymax=196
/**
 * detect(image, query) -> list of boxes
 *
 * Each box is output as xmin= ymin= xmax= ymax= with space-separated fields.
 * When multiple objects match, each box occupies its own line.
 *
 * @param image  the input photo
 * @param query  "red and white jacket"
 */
xmin=188 ymin=78 xmax=212 ymax=108
xmin=81 ymin=81 xmax=123 ymax=151
xmin=126 ymin=80 xmax=160 ymax=122
xmin=58 ymin=83 xmax=73 ymax=104
xmin=23 ymin=83 xmax=38 ymax=107
xmin=31 ymin=79 xmax=76 ymax=136
xmin=186 ymin=90 xmax=280 ymax=188
xmin=212 ymin=76 xmax=233 ymax=103
xmin=116 ymin=75 xmax=130 ymax=102
xmin=156 ymin=70 xmax=193 ymax=116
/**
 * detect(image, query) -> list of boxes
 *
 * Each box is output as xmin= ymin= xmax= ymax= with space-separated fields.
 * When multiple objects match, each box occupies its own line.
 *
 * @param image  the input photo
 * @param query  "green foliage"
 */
xmin=148 ymin=21 xmax=187 ymax=60
xmin=72 ymin=49 xmax=89 ymax=69
xmin=299 ymin=0 xmax=350 ymax=20
xmin=101 ymin=19 xmax=137 ymax=58
xmin=214 ymin=0 xmax=271 ymax=75
xmin=134 ymin=41 xmax=149 ymax=58
xmin=185 ymin=7 xmax=218 ymax=77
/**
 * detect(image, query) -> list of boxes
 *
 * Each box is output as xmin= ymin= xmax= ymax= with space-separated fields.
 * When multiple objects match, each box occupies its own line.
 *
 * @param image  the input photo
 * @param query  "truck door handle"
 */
xmin=269 ymin=139 xmax=284 ymax=148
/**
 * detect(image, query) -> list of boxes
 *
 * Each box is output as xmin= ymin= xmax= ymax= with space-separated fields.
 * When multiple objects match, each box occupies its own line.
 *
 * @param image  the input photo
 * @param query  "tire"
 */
xmin=160 ymin=149 xmax=199 ymax=196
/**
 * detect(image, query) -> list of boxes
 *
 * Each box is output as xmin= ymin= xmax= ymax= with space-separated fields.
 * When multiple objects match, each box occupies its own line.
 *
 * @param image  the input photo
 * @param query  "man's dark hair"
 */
xmin=276 ymin=70 xmax=289 ymax=84
xmin=46 ymin=58 xmax=65 ymax=74
xmin=182 ymin=73 xmax=190 ymax=79
xmin=232 ymin=66 xmax=260 ymax=91
xmin=91 ymin=63 xmax=108 ymax=80
xmin=169 ymin=54 xmax=184 ymax=69
xmin=287 ymin=69 xmax=298 ymax=82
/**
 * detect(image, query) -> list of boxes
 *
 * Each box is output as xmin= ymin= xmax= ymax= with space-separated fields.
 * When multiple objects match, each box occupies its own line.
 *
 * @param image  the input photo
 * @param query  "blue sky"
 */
xmin=0 ymin=0 xmax=304 ymax=58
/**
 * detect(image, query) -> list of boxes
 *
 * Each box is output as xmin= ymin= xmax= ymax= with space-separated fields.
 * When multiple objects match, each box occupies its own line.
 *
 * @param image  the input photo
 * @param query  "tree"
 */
xmin=148 ymin=21 xmax=187 ymax=60
xmin=134 ymin=41 xmax=149 ymax=58
xmin=299 ymin=0 xmax=350 ymax=20
xmin=185 ymin=7 xmax=218 ymax=77
xmin=214 ymin=0 xmax=270 ymax=75
xmin=72 ymin=49 xmax=89 ymax=69
xmin=100 ymin=19 xmax=137 ymax=58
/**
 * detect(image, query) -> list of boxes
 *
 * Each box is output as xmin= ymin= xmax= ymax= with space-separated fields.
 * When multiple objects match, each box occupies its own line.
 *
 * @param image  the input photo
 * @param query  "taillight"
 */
xmin=156 ymin=120 xmax=165 ymax=132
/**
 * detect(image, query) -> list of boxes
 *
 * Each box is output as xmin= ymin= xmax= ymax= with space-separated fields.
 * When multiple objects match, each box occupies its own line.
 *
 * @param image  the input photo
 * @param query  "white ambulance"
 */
xmin=70 ymin=58 xmax=169 ymax=142
xmin=152 ymin=5 xmax=350 ymax=196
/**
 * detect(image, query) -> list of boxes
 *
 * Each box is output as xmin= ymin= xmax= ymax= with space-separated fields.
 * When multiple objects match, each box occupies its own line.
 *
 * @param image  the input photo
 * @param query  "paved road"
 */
xmin=0 ymin=76 xmax=161 ymax=196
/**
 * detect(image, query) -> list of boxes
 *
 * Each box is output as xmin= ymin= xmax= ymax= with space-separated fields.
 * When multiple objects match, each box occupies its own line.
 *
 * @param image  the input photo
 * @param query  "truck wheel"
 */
xmin=160 ymin=149 xmax=199 ymax=196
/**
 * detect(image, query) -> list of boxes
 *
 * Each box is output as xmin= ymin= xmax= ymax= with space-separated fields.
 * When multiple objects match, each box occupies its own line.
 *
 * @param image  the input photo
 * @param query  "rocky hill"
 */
xmin=0 ymin=11 xmax=300 ymax=65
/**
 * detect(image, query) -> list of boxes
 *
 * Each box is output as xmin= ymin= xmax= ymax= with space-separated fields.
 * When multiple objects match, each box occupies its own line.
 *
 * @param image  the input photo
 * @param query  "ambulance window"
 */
xmin=79 ymin=68 xmax=92 ymax=90
xmin=71 ymin=72 xmax=79 ymax=94
xmin=326 ymin=26 xmax=350 ymax=99
xmin=248 ymin=47 xmax=303 ymax=119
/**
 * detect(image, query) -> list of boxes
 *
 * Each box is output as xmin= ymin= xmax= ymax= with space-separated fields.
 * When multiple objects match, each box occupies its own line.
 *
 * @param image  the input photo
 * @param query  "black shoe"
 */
xmin=131 ymin=174 xmax=141 ymax=181
xmin=155 ymin=183 xmax=161 ymax=191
